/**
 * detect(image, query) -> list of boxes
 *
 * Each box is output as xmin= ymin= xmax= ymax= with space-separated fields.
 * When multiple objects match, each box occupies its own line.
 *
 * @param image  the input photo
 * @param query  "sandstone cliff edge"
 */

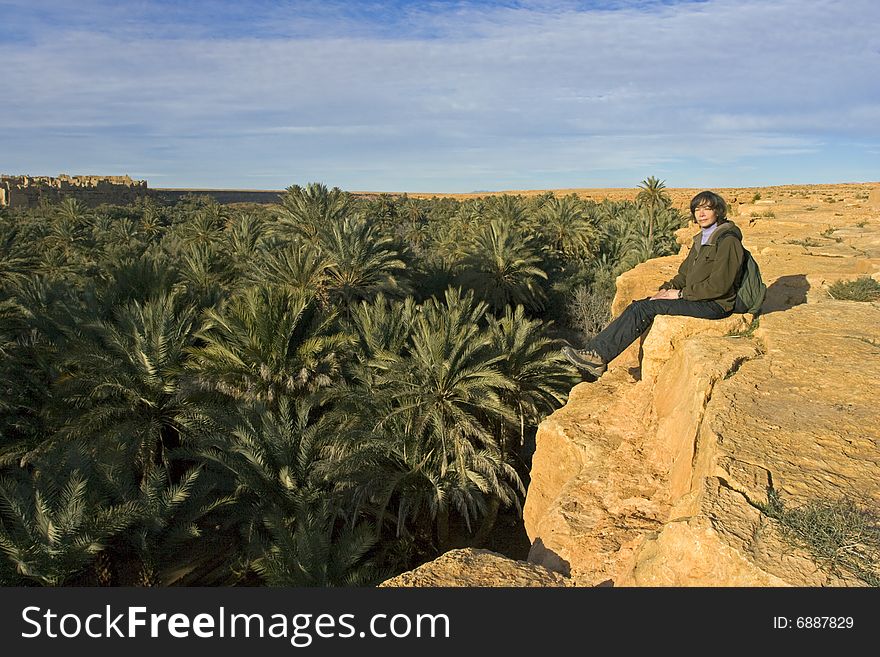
xmin=382 ymin=182 xmax=880 ymax=587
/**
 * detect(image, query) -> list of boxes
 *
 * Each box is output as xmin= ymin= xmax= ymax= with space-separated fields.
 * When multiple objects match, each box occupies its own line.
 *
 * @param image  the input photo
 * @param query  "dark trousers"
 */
xmin=590 ymin=298 xmax=729 ymax=363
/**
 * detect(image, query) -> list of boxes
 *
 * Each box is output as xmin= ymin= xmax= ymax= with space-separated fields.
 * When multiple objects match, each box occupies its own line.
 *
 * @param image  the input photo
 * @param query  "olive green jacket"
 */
xmin=659 ymin=220 xmax=745 ymax=312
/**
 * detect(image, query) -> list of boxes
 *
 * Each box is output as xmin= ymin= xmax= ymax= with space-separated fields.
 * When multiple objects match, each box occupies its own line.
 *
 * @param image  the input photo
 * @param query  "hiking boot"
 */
xmin=562 ymin=346 xmax=607 ymax=378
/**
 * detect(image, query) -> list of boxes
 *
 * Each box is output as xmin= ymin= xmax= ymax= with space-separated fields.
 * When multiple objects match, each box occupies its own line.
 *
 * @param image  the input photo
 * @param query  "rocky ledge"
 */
xmin=383 ymin=183 xmax=880 ymax=587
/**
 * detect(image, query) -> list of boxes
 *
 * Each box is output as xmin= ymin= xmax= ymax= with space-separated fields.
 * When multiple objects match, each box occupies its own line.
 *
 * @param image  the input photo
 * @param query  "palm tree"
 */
xmin=187 ymin=285 xmax=350 ymax=406
xmin=249 ymin=239 xmax=333 ymax=304
xmin=329 ymin=401 xmax=521 ymax=553
xmin=251 ymin=496 xmax=381 ymax=586
xmin=486 ymin=305 xmax=579 ymax=455
xmin=0 ymin=468 xmax=139 ymax=586
xmin=112 ymin=466 xmax=234 ymax=586
xmin=439 ymin=305 xmax=576 ymax=545
xmin=43 ymin=204 xmax=93 ymax=276
xmin=487 ymin=194 xmax=528 ymax=228
xmin=55 ymin=197 xmax=92 ymax=224
xmin=315 ymin=214 xmax=409 ymax=309
xmin=89 ymin=253 xmax=178 ymax=319
xmin=173 ymin=207 xmax=227 ymax=248
xmin=224 ymin=212 xmax=267 ymax=276
xmin=95 ymin=216 xmax=149 ymax=264
xmin=0 ymin=223 xmax=36 ymax=292
xmin=0 ymin=295 xmax=53 ymax=466
xmin=344 ymin=293 xmax=417 ymax=385
xmin=50 ymin=291 xmax=210 ymax=480
xmin=649 ymin=203 xmax=688 ymax=256
xmin=601 ymin=197 xmax=684 ymax=269
xmin=595 ymin=203 xmax=643 ymax=272
xmin=456 ymin=219 xmax=548 ymax=313
xmin=537 ymin=194 xmax=598 ymax=262
xmin=388 ymin=198 xmax=430 ymax=257
xmin=35 ymin=249 xmax=84 ymax=289
xmin=276 ymin=183 xmax=353 ymax=241
xmin=176 ymin=241 xmax=235 ymax=308
xmin=402 ymin=198 xmax=427 ymax=230
xmin=367 ymin=288 xmax=522 ymax=545
xmin=135 ymin=198 xmax=165 ymax=243
xmin=197 ymin=398 xmax=380 ymax=585
xmin=364 ymin=194 xmax=398 ymax=228
xmin=637 ymin=176 xmax=669 ymax=253
xmin=623 ymin=231 xmax=656 ymax=268
xmin=379 ymin=288 xmax=511 ymax=444
xmin=426 ymin=225 xmax=469 ymax=271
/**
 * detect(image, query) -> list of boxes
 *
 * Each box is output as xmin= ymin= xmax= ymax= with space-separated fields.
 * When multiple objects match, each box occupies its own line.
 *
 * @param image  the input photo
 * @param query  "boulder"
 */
xmin=378 ymin=548 xmax=571 ymax=587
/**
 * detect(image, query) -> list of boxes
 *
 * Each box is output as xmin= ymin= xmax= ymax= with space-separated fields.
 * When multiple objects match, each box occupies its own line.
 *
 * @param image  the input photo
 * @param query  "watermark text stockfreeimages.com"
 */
xmin=21 ymin=605 xmax=450 ymax=647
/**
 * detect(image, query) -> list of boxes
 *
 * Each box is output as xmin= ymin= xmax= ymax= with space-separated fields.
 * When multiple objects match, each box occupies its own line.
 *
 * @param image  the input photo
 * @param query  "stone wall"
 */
xmin=0 ymin=174 xmax=149 ymax=209
xmin=149 ymin=188 xmax=284 ymax=205
xmin=0 ymin=174 xmax=289 ymax=209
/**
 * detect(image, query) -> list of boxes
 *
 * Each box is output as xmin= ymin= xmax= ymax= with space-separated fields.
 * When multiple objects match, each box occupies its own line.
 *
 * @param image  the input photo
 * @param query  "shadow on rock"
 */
xmin=527 ymin=538 xmax=571 ymax=578
xmin=761 ymin=274 xmax=810 ymax=315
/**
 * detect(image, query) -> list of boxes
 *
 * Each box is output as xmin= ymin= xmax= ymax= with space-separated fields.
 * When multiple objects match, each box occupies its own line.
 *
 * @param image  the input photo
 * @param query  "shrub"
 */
xmin=760 ymin=491 xmax=880 ymax=586
xmin=828 ymin=276 xmax=880 ymax=301
xmin=751 ymin=192 xmax=762 ymax=202
xmin=788 ymin=237 xmax=820 ymax=247
xmin=567 ymin=284 xmax=610 ymax=341
xmin=726 ymin=316 xmax=759 ymax=338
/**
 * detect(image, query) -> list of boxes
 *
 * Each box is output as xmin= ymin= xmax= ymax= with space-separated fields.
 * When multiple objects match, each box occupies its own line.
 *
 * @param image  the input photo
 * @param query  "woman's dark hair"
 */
xmin=690 ymin=190 xmax=727 ymax=222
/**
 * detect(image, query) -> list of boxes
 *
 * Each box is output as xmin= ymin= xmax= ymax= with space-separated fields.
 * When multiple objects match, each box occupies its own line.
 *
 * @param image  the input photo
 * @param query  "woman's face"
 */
xmin=694 ymin=203 xmax=718 ymax=228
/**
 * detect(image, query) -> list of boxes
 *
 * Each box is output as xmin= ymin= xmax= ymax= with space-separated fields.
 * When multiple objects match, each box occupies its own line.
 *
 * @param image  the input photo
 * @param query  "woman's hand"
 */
xmin=650 ymin=288 xmax=681 ymax=300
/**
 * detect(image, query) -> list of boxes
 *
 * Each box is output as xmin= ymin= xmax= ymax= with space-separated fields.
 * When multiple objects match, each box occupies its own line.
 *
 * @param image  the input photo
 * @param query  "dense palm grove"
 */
xmin=0 ymin=179 xmax=685 ymax=586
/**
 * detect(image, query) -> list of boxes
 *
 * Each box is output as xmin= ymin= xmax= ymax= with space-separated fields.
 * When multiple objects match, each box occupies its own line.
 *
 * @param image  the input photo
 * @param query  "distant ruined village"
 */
xmin=0 ymin=174 xmax=284 ymax=208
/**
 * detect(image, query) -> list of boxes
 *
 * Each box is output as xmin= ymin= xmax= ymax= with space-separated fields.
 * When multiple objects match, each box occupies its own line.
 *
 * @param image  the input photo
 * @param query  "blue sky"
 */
xmin=1 ymin=0 xmax=878 ymax=192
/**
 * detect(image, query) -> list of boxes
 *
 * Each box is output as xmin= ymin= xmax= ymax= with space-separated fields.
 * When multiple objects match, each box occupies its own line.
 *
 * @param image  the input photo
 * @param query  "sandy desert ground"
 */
xmin=395 ymin=182 xmax=878 ymax=218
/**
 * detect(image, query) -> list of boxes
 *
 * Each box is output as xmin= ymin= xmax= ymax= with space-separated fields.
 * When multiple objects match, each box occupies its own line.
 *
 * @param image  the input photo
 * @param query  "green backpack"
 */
xmin=719 ymin=232 xmax=767 ymax=315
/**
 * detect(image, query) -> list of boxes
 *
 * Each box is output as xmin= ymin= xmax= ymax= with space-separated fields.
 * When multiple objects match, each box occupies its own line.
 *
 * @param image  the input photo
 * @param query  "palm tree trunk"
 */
xmin=437 ymin=507 xmax=450 ymax=551
xmin=519 ymin=402 xmax=525 ymax=451
xmin=472 ymin=496 xmax=501 ymax=547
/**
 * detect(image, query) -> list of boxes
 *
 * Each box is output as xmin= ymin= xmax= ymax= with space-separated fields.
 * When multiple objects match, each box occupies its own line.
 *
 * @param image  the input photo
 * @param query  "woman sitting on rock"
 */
xmin=563 ymin=190 xmax=745 ymax=379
